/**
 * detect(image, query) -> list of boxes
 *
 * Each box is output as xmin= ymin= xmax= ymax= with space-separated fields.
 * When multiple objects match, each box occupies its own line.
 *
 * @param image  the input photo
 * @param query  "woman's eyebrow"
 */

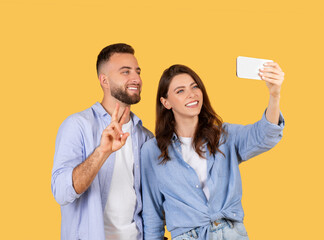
xmin=173 ymin=86 xmax=185 ymax=92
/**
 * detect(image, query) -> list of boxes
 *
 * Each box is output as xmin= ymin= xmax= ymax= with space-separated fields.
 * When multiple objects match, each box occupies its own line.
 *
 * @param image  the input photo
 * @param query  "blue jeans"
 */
xmin=172 ymin=219 xmax=249 ymax=240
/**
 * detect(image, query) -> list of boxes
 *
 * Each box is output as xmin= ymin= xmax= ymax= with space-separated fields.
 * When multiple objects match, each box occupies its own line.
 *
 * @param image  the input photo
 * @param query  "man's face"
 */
xmin=104 ymin=53 xmax=142 ymax=105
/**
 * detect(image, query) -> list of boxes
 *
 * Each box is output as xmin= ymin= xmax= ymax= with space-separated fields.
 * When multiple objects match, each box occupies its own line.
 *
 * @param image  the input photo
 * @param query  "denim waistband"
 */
xmin=182 ymin=219 xmax=233 ymax=239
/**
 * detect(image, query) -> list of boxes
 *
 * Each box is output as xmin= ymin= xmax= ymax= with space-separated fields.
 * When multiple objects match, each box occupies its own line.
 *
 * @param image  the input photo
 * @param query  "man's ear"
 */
xmin=160 ymin=97 xmax=171 ymax=110
xmin=99 ymin=73 xmax=109 ymax=89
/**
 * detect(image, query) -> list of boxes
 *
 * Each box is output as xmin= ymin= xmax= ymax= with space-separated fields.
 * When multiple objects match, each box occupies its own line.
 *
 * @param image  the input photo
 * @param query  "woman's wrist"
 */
xmin=269 ymin=92 xmax=281 ymax=100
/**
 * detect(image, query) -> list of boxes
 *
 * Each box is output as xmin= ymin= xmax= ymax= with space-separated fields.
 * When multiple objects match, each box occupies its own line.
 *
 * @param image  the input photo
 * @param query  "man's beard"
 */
xmin=111 ymin=86 xmax=141 ymax=105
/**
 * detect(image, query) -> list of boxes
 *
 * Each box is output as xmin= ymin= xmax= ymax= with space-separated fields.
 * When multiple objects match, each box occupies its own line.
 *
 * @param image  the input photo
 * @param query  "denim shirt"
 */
xmin=141 ymin=111 xmax=284 ymax=240
xmin=51 ymin=102 xmax=153 ymax=240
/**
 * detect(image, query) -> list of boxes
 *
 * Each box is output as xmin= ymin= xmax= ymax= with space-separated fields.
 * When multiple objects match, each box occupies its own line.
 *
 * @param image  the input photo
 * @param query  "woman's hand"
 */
xmin=259 ymin=62 xmax=284 ymax=98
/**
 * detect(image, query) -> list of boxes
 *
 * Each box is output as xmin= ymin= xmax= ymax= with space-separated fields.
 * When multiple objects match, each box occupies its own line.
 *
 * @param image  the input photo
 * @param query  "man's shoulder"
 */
xmin=136 ymin=124 xmax=154 ymax=139
xmin=130 ymin=112 xmax=154 ymax=139
xmin=59 ymin=103 xmax=100 ymax=130
xmin=65 ymin=106 xmax=98 ymax=124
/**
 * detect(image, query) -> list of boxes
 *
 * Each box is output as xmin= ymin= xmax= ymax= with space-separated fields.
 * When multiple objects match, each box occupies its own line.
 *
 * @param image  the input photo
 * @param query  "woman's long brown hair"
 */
xmin=156 ymin=64 xmax=226 ymax=164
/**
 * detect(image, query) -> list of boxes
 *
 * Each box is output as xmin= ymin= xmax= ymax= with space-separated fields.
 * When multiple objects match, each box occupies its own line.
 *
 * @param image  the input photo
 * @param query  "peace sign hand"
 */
xmin=99 ymin=103 xmax=130 ymax=156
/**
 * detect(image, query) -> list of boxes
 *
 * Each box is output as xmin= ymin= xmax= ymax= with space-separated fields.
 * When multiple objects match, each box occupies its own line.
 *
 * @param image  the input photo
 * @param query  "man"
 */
xmin=51 ymin=43 xmax=153 ymax=240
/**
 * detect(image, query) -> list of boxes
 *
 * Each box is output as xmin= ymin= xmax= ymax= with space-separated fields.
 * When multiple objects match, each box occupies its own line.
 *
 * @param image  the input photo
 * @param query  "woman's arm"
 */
xmin=141 ymin=142 xmax=165 ymax=240
xmin=259 ymin=62 xmax=285 ymax=124
xmin=227 ymin=62 xmax=285 ymax=162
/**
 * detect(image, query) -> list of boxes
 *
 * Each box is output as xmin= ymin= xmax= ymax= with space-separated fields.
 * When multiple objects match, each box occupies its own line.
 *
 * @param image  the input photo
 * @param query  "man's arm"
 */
xmin=72 ymin=146 xmax=111 ymax=194
xmin=72 ymin=103 xmax=130 ymax=194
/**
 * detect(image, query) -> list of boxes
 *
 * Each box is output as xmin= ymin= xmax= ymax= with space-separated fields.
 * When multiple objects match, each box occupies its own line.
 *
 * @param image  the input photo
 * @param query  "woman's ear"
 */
xmin=160 ymin=97 xmax=171 ymax=110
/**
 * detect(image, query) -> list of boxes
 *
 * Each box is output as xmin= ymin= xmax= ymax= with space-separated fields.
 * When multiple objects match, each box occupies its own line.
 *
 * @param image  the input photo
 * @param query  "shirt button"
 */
xmin=196 ymin=185 xmax=199 ymax=188
xmin=234 ymin=213 xmax=236 ymax=217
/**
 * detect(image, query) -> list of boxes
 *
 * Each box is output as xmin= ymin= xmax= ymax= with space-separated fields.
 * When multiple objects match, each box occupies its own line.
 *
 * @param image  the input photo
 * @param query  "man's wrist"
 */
xmin=95 ymin=146 xmax=112 ymax=160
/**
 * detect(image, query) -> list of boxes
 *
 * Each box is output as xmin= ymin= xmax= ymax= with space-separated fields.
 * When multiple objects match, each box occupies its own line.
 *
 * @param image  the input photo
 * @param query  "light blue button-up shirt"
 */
xmin=141 ymin=111 xmax=284 ymax=240
xmin=51 ymin=102 xmax=153 ymax=240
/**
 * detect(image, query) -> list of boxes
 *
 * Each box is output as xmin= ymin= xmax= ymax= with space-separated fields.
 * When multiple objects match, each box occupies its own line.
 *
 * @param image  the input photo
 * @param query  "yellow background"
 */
xmin=1 ymin=0 xmax=323 ymax=239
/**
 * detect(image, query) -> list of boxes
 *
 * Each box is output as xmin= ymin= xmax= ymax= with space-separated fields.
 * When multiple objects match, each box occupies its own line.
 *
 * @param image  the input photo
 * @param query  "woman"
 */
xmin=141 ymin=63 xmax=285 ymax=240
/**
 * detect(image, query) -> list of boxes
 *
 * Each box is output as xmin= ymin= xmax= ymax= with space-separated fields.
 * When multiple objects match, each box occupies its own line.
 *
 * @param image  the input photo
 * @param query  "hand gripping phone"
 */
xmin=236 ymin=56 xmax=273 ymax=80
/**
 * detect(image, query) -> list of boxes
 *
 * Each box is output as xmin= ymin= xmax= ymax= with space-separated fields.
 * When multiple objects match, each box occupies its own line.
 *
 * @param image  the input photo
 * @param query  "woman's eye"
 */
xmin=176 ymin=89 xmax=184 ymax=94
xmin=193 ymin=85 xmax=199 ymax=89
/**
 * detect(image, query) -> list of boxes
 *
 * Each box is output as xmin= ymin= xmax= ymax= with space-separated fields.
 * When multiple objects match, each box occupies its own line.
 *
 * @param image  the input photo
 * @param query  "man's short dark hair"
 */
xmin=96 ymin=43 xmax=135 ymax=76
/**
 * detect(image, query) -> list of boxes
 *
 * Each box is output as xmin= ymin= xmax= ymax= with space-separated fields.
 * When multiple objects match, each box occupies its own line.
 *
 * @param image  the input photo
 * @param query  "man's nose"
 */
xmin=130 ymin=72 xmax=141 ymax=84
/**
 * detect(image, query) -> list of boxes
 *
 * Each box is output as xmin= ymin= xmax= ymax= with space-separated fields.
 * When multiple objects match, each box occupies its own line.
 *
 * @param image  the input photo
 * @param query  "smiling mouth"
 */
xmin=185 ymin=101 xmax=198 ymax=107
xmin=127 ymin=86 xmax=140 ymax=92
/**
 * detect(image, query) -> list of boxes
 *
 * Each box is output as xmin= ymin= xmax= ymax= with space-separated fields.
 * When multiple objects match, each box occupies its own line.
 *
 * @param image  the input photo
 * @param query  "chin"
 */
xmin=186 ymin=111 xmax=201 ymax=118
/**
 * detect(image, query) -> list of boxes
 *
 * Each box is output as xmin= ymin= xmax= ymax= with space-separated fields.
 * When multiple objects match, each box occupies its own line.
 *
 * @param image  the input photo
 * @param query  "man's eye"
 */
xmin=122 ymin=71 xmax=130 ymax=75
xmin=137 ymin=71 xmax=141 ymax=75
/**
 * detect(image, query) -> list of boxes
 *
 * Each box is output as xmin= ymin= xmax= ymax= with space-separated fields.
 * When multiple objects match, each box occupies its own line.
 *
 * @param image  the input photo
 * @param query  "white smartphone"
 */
xmin=236 ymin=56 xmax=273 ymax=80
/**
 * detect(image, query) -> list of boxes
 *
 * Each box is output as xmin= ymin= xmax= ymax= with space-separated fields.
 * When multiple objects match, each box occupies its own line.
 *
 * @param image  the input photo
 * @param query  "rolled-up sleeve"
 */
xmin=141 ymin=142 xmax=165 ymax=240
xmin=51 ymin=116 xmax=84 ymax=205
xmin=230 ymin=110 xmax=285 ymax=161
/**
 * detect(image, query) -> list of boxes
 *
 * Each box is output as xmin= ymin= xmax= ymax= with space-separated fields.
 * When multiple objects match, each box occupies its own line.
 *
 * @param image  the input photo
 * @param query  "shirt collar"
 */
xmin=92 ymin=102 xmax=142 ymax=127
xmin=172 ymin=132 xmax=208 ymax=148
xmin=92 ymin=102 xmax=109 ymax=118
xmin=172 ymin=133 xmax=183 ymax=147
xmin=130 ymin=111 xmax=143 ymax=127
xmin=171 ymin=132 xmax=179 ymax=142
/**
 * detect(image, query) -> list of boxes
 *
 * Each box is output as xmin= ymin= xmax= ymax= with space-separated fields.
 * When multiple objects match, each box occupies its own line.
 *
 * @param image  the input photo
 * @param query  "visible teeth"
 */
xmin=186 ymin=101 xmax=198 ymax=107
xmin=128 ymin=87 xmax=138 ymax=90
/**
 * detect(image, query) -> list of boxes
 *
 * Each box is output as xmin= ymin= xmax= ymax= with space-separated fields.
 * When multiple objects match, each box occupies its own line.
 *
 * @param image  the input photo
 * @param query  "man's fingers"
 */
xmin=104 ymin=129 xmax=119 ymax=143
xmin=112 ymin=121 xmax=123 ymax=136
xmin=111 ymin=102 xmax=120 ymax=121
xmin=120 ymin=132 xmax=130 ymax=146
xmin=105 ymin=121 xmax=123 ymax=136
xmin=119 ymin=107 xmax=130 ymax=125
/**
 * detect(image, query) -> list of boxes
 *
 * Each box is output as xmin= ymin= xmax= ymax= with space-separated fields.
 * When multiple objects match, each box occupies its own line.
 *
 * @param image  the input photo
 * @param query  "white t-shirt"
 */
xmin=104 ymin=119 xmax=139 ymax=240
xmin=179 ymin=136 xmax=210 ymax=200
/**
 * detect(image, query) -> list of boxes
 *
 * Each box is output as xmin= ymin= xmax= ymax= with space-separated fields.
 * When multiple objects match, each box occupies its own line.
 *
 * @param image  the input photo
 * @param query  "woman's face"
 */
xmin=161 ymin=73 xmax=203 ymax=121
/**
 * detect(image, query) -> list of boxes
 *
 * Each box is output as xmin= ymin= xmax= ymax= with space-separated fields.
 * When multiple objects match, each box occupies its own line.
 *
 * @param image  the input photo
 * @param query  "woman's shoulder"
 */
xmin=142 ymin=137 xmax=160 ymax=153
xmin=141 ymin=137 xmax=164 ymax=167
xmin=221 ymin=122 xmax=245 ymax=143
xmin=222 ymin=122 xmax=245 ymax=134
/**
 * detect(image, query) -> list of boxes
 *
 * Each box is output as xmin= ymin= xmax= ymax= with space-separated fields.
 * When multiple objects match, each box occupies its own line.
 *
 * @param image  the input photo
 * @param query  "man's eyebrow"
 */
xmin=118 ymin=66 xmax=132 ymax=71
xmin=118 ymin=66 xmax=141 ymax=72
